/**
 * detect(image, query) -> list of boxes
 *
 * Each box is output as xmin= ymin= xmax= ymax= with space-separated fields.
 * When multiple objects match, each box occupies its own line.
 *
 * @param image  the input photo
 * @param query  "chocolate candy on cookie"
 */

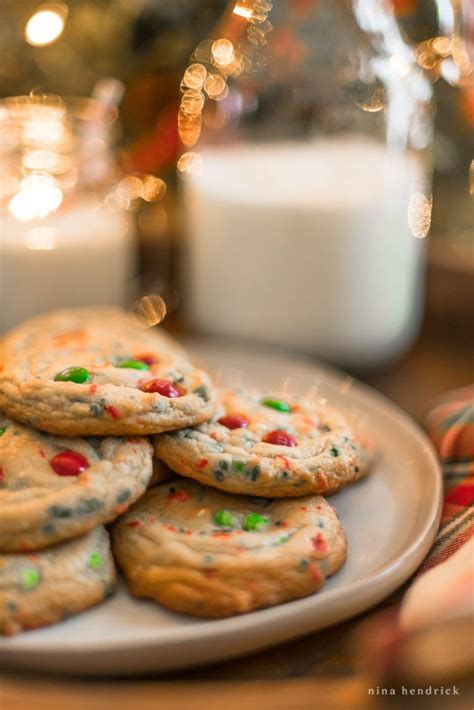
xmin=0 ymin=414 xmax=153 ymax=551
xmin=0 ymin=308 xmax=216 ymax=436
xmin=112 ymin=479 xmax=347 ymax=618
xmin=0 ymin=526 xmax=116 ymax=635
xmin=154 ymin=387 xmax=371 ymax=497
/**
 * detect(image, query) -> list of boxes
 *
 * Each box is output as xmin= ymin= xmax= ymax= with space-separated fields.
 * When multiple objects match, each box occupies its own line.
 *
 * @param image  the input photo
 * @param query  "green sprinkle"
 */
xmin=88 ymin=552 xmax=103 ymax=570
xmin=55 ymin=367 xmax=91 ymax=384
xmin=274 ymin=535 xmax=290 ymax=545
xmin=261 ymin=398 xmax=291 ymax=413
xmin=21 ymin=567 xmax=40 ymax=591
xmin=243 ymin=512 xmax=268 ymax=531
xmin=116 ymin=359 xmax=150 ymax=371
xmin=232 ymin=461 xmax=246 ymax=473
xmin=214 ymin=509 xmax=236 ymax=528
xmin=0 ymin=427 xmax=6 ymax=436
xmin=330 ymin=447 xmax=340 ymax=457
xmin=250 ymin=465 xmax=261 ymax=481
xmin=194 ymin=385 xmax=210 ymax=401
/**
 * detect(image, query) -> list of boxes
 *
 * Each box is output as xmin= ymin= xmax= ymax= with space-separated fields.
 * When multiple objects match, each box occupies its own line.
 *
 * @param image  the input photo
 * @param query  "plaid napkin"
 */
xmin=356 ymin=386 xmax=474 ymax=680
xmin=416 ymin=385 xmax=474 ymax=576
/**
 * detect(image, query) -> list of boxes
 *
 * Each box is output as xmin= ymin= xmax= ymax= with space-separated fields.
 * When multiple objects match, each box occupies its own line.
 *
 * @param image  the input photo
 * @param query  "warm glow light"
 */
xmin=24 ymin=226 xmax=57 ymax=250
xmin=211 ymin=39 xmax=235 ymax=66
xmin=25 ymin=6 xmax=66 ymax=47
xmin=408 ymin=192 xmax=432 ymax=238
xmin=9 ymin=174 xmax=63 ymax=222
xmin=233 ymin=3 xmax=253 ymax=20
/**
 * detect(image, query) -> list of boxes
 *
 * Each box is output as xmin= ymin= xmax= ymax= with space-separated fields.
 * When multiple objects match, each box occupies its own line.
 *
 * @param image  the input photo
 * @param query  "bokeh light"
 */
xmin=133 ymin=294 xmax=167 ymax=327
xmin=25 ymin=5 xmax=67 ymax=47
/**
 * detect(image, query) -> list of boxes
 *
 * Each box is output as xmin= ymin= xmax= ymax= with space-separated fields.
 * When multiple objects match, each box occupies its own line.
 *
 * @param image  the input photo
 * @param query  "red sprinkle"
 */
xmin=218 ymin=414 xmax=250 ymax=430
xmin=262 ymin=430 xmax=297 ymax=447
xmin=140 ymin=379 xmax=186 ymax=398
xmin=105 ymin=405 xmax=122 ymax=420
xmin=126 ymin=520 xmax=141 ymax=528
xmin=0 ymin=467 xmax=4 ymax=482
xmin=277 ymin=455 xmax=292 ymax=469
xmin=197 ymin=458 xmax=208 ymax=470
xmin=204 ymin=569 xmax=218 ymax=578
xmin=50 ymin=451 xmax=89 ymax=477
xmin=312 ymin=533 xmax=327 ymax=553
xmin=309 ymin=563 xmax=323 ymax=582
xmin=134 ymin=353 xmax=159 ymax=366
xmin=38 ymin=448 xmax=46 ymax=458
xmin=168 ymin=490 xmax=191 ymax=502
xmin=89 ymin=384 xmax=98 ymax=394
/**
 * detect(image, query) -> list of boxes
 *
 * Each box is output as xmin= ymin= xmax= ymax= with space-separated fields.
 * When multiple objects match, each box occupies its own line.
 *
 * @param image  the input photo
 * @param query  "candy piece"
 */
xmin=243 ymin=512 xmax=268 ymax=531
xmin=218 ymin=414 xmax=249 ymax=430
xmin=0 ymin=427 xmax=6 ymax=436
xmin=214 ymin=509 xmax=236 ymax=527
xmin=262 ymin=430 xmax=297 ymax=447
xmin=51 ymin=451 xmax=90 ymax=476
xmin=88 ymin=551 xmax=103 ymax=570
xmin=116 ymin=358 xmax=150 ymax=371
xmin=54 ymin=366 xmax=91 ymax=384
xmin=21 ymin=567 xmax=40 ymax=591
xmin=140 ymin=379 xmax=186 ymax=397
xmin=261 ymin=397 xmax=291 ymax=413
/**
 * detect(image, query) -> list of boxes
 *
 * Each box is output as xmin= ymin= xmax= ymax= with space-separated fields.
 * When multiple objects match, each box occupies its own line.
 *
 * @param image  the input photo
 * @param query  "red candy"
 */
xmin=50 ymin=451 xmax=89 ymax=476
xmin=218 ymin=414 xmax=249 ymax=430
xmin=140 ymin=379 xmax=185 ymax=397
xmin=262 ymin=430 xmax=297 ymax=447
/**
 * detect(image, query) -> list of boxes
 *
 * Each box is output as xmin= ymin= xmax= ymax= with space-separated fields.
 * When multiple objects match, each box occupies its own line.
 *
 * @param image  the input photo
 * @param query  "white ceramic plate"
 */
xmin=0 ymin=341 xmax=442 ymax=675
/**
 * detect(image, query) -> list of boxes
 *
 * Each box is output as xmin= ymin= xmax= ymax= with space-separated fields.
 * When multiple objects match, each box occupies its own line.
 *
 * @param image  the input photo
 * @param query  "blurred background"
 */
xmin=0 ymin=0 xmax=472 ymax=371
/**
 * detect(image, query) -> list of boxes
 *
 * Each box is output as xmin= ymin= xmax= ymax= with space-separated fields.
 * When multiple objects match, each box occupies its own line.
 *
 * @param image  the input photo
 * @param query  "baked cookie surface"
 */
xmin=112 ymin=478 xmax=347 ymax=618
xmin=0 ymin=526 xmax=115 ymax=635
xmin=0 ymin=414 xmax=153 ymax=551
xmin=154 ymin=388 xmax=369 ymax=497
xmin=0 ymin=308 xmax=216 ymax=436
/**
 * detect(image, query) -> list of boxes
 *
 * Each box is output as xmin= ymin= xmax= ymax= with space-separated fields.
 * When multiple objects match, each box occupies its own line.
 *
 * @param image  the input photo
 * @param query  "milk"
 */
xmin=183 ymin=138 xmax=427 ymax=368
xmin=0 ymin=197 xmax=135 ymax=333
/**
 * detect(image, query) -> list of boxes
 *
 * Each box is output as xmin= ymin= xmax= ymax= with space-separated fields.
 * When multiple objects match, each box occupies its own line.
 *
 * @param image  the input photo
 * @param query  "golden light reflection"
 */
xmin=211 ymin=39 xmax=235 ymax=67
xmin=233 ymin=3 xmax=253 ymax=20
xmin=25 ymin=5 xmax=67 ymax=47
xmin=183 ymin=63 xmax=207 ymax=90
xmin=178 ymin=111 xmax=202 ymax=147
xmin=204 ymin=74 xmax=227 ymax=100
xmin=408 ymin=192 xmax=432 ymax=239
xmin=133 ymin=295 xmax=167 ymax=327
xmin=177 ymin=151 xmax=203 ymax=178
xmin=141 ymin=175 xmax=166 ymax=202
xmin=9 ymin=174 xmax=63 ymax=222
xmin=354 ymin=88 xmax=385 ymax=113
xmin=180 ymin=89 xmax=205 ymax=116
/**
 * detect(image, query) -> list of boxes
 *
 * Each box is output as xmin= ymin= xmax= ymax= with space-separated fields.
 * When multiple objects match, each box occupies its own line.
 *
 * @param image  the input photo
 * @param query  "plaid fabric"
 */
xmin=417 ymin=385 xmax=474 ymax=574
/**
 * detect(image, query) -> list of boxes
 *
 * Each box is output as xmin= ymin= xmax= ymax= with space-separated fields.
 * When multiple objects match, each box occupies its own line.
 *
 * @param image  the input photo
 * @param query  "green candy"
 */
xmin=261 ymin=398 xmax=291 ymax=413
xmin=0 ymin=427 xmax=6 ymax=436
xmin=88 ymin=551 xmax=103 ymax=570
xmin=243 ymin=512 xmax=268 ymax=532
xmin=55 ymin=367 xmax=91 ymax=384
xmin=116 ymin=359 xmax=150 ymax=371
xmin=214 ymin=509 xmax=236 ymax=528
xmin=21 ymin=567 xmax=40 ymax=591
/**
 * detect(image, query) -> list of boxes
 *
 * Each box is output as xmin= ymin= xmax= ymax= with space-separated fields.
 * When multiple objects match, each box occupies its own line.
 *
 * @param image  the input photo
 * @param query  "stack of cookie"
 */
xmin=0 ymin=308 xmax=370 ymax=633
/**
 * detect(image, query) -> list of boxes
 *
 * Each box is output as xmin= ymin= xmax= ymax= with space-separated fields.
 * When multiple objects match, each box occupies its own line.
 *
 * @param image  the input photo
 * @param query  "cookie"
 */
xmin=0 ymin=414 xmax=153 ymax=551
xmin=112 ymin=478 xmax=347 ymax=618
xmin=154 ymin=387 xmax=370 ymax=497
xmin=0 ymin=308 xmax=216 ymax=436
xmin=0 ymin=526 xmax=115 ymax=635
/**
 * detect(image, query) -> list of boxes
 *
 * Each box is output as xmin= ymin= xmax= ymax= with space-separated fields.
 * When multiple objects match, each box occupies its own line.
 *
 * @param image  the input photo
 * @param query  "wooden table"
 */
xmin=1 ymin=321 xmax=472 ymax=710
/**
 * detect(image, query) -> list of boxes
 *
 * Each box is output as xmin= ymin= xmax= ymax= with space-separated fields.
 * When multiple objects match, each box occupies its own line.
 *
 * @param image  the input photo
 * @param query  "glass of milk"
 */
xmin=181 ymin=0 xmax=434 ymax=369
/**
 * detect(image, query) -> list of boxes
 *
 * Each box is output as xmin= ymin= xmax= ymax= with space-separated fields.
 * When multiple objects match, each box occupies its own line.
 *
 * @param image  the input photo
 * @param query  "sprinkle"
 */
xmin=308 ymin=563 xmax=322 ymax=582
xmin=38 ymin=448 xmax=46 ymax=458
xmin=168 ymin=490 xmax=191 ymax=502
xmin=215 ymin=470 xmax=225 ymax=481
xmin=261 ymin=397 xmax=291 ymax=413
xmin=250 ymin=465 xmax=261 ymax=481
xmin=105 ymin=405 xmax=122 ymax=420
xmin=330 ymin=447 xmax=340 ymax=457
xmin=312 ymin=533 xmax=327 ymax=553
xmin=54 ymin=367 xmax=91 ymax=384
xmin=21 ymin=567 xmax=41 ymax=591
xmin=243 ymin=512 xmax=268 ymax=531
xmin=214 ymin=509 xmax=236 ymax=528
xmin=0 ymin=468 xmax=4 ymax=482
xmin=194 ymin=385 xmax=210 ymax=401
xmin=232 ymin=461 xmax=246 ymax=473
xmin=89 ymin=384 xmax=98 ymax=394
xmin=126 ymin=520 xmax=141 ymax=528
xmin=88 ymin=552 xmax=103 ymax=570
xmin=0 ymin=427 xmax=6 ymax=436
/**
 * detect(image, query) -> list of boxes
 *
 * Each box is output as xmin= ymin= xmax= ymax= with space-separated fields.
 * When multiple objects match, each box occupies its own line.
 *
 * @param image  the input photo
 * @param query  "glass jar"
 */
xmin=180 ymin=0 xmax=434 ymax=370
xmin=0 ymin=94 xmax=136 ymax=333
